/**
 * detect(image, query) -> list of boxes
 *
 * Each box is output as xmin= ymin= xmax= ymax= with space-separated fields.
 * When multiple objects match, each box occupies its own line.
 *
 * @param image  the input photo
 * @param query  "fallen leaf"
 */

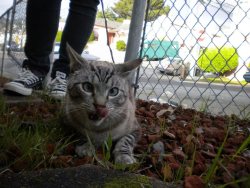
xmin=242 ymin=150 xmax=250 ymax=158
xmin=183 ymin=142 xmax=195 ymax=156
xmin=161 ymin=163 xmax=173 ymax=181
xmin=184 ymin=175 xmax=205 ymax=188
xmin=185 ymin=166 xmax=192 ymax=176
xmin=201 ymin=150 xmax=216 ymax=158
xmin=193 ymin=163 xmax=206 ymax=175
xmin=46 ymin=143 xmax=55 ymax=155
xmin=147 ymin=134 xmax=161 ymax=143
xmin=173 ymin=148 xmax=186 ymax=161
xmin=156 ymin=106 xmax=174 ymax=118
xmin=169 ymin=162 xmax=181 ymax=170
xmin=163 ymin=130 xmax=176 ymax=139
xmin=146 ymin=169 xmax=159 ymax=179
xmin=195 ymin=127 xmax=204 ymax=135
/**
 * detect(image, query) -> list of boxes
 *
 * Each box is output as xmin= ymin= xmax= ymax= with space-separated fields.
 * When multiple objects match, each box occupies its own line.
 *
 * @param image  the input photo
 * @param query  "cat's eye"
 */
xmin=109 ymin=87 xmax=119 ymax=96
xmin=82 ymin=82 xmax=94 ymax=93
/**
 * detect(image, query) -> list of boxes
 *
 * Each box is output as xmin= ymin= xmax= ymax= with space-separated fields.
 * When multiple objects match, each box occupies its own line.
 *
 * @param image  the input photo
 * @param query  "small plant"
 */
xmin=204 ymin=129 xmax=229 ymax=185
xmin=1 ymin=97 xmax=250 ymax=187
xmin=199 ymin=97 xmax=210 ymax=113
xmin=88 ymin=31 xmax=95 ymax=42
xmin=102 ymin=134 xmax=112 ymax=162
xmin=232 ymin=135 xmax=250 ymax=159
xmin=247 ymin=62 xmax=250 ymax=70
xmin=197 ymin=47 xmax=239 ymax=75
xmin=0 ymin=100 xmax=76 ymax=173
xmin=116 ymin=40 xmax=126 ymax=51
xmin=55 ymin=31 xmax=62 ymax=42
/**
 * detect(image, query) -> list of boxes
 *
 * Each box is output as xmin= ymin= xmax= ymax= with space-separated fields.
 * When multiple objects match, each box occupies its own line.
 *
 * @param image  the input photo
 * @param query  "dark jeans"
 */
xmin=24 ymin=0 xmax=99 ymax=78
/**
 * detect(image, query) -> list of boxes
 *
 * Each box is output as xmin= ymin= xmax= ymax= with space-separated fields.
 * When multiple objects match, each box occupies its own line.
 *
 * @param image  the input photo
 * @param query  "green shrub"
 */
xmin=197 ymin=47 xmax=238 ymax=74
xmin=55 ymin=31 xmax=62 ymax=42
xmin=116 ymin=40 xmax=126 ymax=51
xmin=88 ymin=31 xmax=95 ymax=42
xmin=56 ymin=31 xmax=95 ymax=43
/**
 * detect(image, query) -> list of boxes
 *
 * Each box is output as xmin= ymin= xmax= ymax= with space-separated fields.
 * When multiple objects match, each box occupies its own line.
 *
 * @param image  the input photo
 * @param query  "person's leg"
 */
xmin=24 ymin=0 xmax=62 ymax=76
xmin=49 ymin=0 xmax=99 ymax=99
xmin=4 ymin=0 xmax=62 ymax=95
xmin=51 ymin=0 xmax=99 ymax=78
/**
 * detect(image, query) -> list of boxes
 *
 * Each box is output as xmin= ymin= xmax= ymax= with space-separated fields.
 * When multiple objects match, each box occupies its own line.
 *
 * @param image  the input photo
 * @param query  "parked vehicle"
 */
xmin=6 ymin=41 xmax=23 ymax=52
xmin=141 ymin=40 xmax=180 ymax=61
xmin=243 ymin=72 xmax=250 ymax=82
xmin=53 ymin=42 xmax=99 ymax=61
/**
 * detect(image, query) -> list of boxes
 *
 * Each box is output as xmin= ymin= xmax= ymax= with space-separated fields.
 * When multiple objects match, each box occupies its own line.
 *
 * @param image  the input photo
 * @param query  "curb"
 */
xmin=0 ymin=164 xmax=181 ymax=188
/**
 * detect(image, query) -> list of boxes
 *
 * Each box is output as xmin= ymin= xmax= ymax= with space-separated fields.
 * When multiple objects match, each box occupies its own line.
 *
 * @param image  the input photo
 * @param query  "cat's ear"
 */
xmin=115 ymin=59 xmax=142 ymax=76
xmin=66 ymin=43 xmax=89 ymax=73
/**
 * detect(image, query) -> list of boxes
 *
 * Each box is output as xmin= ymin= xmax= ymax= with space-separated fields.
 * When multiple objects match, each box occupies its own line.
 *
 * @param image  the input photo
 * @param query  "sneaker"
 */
xmin=3 ymin=68 xmax=44 ymax=95
xmin=48 ymin=71 xmax=67 ymax=100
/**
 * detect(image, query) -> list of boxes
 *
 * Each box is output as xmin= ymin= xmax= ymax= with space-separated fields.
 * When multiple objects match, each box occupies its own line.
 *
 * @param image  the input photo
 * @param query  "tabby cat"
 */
xmin=63 ymin=44 xmax=142 ymax=164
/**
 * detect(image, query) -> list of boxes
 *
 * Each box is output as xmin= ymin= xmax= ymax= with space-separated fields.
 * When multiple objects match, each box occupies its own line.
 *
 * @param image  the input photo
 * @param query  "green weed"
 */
xmin=0 ymin=99 xmax=75 ymax=173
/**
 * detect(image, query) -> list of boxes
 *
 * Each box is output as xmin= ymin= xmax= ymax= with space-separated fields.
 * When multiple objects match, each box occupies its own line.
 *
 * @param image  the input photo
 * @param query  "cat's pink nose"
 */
xmin=94 ymin=104 xmax=108 ymax=118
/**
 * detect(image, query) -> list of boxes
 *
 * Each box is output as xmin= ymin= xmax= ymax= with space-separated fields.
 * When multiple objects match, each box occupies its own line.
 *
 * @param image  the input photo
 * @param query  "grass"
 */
xmin=199 ymin=97 xmax=210 ymax=113
xmin=0 ymin=95 xmax=249 ymax=187
xmin=0 ymin=95 xmax=76 ymax=173
xmin=198 ymin=76 xmax=248 ymax=85
xmin=204 ymin=128 xmax=229 ymax=184
xmin=232 ymin=135 xmax=250 ymax=159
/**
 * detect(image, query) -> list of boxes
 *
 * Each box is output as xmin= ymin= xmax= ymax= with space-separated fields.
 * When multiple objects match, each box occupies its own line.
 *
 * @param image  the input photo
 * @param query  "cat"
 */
xmin=62 ymin=44 xmax=142 ymax=164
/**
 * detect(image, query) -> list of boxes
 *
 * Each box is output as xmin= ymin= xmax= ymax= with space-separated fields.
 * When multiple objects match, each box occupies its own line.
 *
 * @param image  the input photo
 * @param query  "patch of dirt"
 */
xmin=0 ymin=77 xmax=10 ymax=87
xmin=0 ymin=98 xmax=250 ymax=187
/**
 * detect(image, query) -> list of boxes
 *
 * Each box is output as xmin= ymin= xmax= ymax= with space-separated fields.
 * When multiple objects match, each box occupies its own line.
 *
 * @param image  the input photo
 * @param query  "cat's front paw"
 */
xmin=115 ymin=154 xmax=137 ymax=164
xmin=75 ymin=144 xmax=93 ymax=157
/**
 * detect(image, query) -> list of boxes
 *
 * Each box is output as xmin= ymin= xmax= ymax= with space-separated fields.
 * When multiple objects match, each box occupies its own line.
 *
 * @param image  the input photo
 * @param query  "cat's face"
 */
xmin=67 ymin=61 xmax=130 ymax=126
xmin=65 ymin=44 xmax=142 ymax=127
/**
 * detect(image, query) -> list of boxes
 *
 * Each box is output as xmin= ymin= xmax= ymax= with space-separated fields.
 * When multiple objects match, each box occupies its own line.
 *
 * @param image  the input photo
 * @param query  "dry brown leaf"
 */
xmin=163 ymin=130 xmax=176 ymax=139
xmin=156 ymin=106 xmax=174 ymax=118
xmin=185 ymin=166 xmax=193 ymax=177
xmin=184 ymin=175 xmax=205 ymax=188
xmin=161 ymin=163 xmax=173 ymax=181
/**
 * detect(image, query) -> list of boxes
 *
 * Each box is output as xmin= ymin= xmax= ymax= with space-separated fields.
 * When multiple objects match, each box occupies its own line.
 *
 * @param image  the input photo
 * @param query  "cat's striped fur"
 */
xmin=63 ymin=44 xmax=142 ymax=164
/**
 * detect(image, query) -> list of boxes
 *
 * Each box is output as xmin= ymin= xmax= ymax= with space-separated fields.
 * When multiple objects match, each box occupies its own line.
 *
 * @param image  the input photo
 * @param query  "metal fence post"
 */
xmin=124 ymin=0 xmax=147 ymax=86
xmin=1 ymin=11 xmax=11 ymax=77
xmin=8 ymin=0 xmax=17 ymax=55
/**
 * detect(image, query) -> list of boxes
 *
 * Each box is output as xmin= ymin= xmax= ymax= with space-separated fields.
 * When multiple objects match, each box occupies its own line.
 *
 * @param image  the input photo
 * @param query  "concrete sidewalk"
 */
xmin=1 ymin=52 xmax=21 ymax=80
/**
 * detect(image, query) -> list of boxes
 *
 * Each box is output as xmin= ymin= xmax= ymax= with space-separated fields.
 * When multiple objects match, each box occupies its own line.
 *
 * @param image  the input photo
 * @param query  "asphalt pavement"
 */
xmin=137 ymin=66 xmax=250 ymax=118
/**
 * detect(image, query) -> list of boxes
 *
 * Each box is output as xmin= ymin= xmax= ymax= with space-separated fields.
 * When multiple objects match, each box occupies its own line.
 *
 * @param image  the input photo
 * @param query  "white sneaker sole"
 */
xmin=4 ymin=82 xmax=32 ymax=96
xmin=50 ymin=91 xmax=66 ymax=100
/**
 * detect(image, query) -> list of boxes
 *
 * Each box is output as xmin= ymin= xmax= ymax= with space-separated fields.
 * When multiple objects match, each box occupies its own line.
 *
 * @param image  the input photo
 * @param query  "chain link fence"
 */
xmin=136 ymin=0 xmax=250 ymax=118
xmin=7 ymin=0 xmax=26 ymax=65
xmin=1 ymin=0 xmax=250 ymax=118
xmin=0 ymin=0 xmax=26 ymax=78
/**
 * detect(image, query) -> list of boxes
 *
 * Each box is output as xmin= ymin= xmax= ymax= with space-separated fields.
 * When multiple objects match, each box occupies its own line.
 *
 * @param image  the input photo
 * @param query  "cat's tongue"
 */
xmin=88 ymin=106 xmax=108 ymax=121
xmin=96 ymin=107 xmax=108 ymax=118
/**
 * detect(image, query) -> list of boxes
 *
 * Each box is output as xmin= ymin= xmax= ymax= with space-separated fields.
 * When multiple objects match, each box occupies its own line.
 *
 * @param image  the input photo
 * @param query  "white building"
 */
xmin=146 ymin=0 xmax=250 ymax=79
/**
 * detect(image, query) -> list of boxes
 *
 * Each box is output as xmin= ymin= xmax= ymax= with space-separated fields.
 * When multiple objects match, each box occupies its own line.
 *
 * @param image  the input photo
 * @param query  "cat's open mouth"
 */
xmin=88 ymin=107 xmax=108 ymax=121
xmin=88 ymin=112 xmax=102 ymax=121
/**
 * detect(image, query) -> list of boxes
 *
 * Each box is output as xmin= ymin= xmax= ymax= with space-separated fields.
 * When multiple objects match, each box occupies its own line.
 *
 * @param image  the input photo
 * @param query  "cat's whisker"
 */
xmin=66 ymin=103 xmax=92 ymax=110
xmin=65 ymin=107 xmax=84 ymax=114
xmin=65 ymin=104 xmax=94 ymax=114
xmin=108 ymin=112 xmax=126 ymax=120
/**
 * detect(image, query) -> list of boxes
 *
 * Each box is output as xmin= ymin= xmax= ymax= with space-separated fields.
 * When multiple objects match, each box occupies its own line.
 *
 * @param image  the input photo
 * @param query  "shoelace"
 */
xmin=50 ymin=76 xmax=67 ymax=91
xmin=16 ymin=69 xmax=40 ymax=85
